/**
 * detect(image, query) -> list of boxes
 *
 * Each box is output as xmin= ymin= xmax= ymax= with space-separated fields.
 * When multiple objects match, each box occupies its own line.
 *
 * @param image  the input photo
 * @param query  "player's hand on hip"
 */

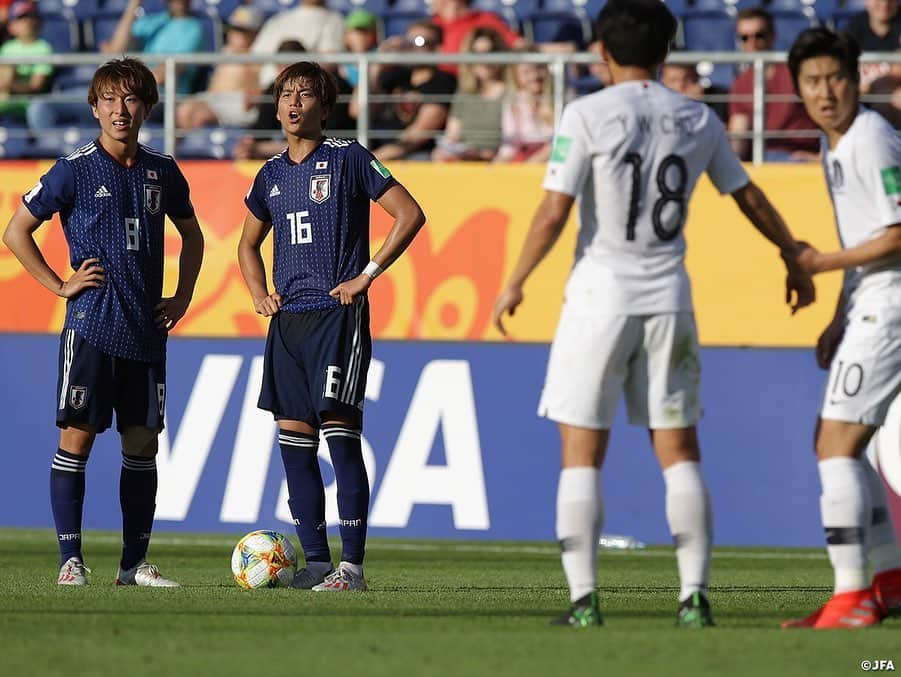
xmin=816 ymin=319 xmax=845 ymax=369
xmin=492 ymin=286 xmax=523 ymax=337
xmin=329 ymin=274 xmax=371 ymax=306
xmin=154 ymin=293 xmax=191 ymax=331
xmin=60 ymin=258 xmax=105 ymax=298
xmin=253 ymin=292 xmax=282 ymax=317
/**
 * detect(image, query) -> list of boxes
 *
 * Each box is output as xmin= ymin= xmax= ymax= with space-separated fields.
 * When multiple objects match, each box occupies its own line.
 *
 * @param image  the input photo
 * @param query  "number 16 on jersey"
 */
xmin=287 ymin=211 xmax=312 ymax=245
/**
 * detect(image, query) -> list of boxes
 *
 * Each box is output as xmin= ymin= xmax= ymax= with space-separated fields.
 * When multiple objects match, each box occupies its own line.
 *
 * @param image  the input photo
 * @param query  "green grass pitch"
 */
xmin=0 ymin=528 xmax=896 ymax=677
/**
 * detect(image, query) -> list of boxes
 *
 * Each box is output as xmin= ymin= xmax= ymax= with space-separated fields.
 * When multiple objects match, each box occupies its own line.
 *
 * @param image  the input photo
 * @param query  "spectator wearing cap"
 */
xmin=0 ymin=0 xmax=53 ymax=123
xmin=431 ymin=0 xmax=522 ymax=73
xmin=342 ymin=10 xmax=379 ymax=87
xmin=176 ymin=6 xmax=264 ymax=129
xmin=101 ymin=0 xmax=204 ymax=95
xmin=727 ymin=7 xmax=818 ymax=161
xmin=251 ymin=0 xmax=345 ymax=88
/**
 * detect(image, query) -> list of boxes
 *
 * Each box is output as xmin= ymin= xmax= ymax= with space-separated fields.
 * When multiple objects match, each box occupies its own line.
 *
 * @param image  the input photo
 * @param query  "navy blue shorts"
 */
xmin=259 ymin=297 xmax=371 ymax=428
xmin=56 ymin=328 xmax=166 ymax=433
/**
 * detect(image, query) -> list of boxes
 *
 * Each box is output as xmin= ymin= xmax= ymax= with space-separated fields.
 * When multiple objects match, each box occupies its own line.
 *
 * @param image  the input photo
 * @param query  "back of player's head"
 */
xmin=273 ymin=61 xmax=339 ymax=124
xmin=787 ymin=27 xmax=861 ymax=92
xmin=88 ymin=57 xmax=159 ymax=110
xmin=595 ymin=0 xmax=676 ymax=70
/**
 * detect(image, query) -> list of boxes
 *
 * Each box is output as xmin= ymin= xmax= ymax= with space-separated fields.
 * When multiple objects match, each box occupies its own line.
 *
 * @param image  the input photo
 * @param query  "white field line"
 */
xmin=0 ymin=531 xmax=827 ymax=560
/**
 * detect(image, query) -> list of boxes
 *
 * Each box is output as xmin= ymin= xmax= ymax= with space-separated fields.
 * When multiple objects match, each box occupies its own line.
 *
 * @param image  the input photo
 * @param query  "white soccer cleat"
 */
xmin=311 ymin=564 xmax=367 ymax=592
xmin=291 ymin=565 xmax=334 ymax=590
xmin=116 ymin=560 xmax=181 ymax=587
xmin=57 ymin=557 xmax=90 ymax=586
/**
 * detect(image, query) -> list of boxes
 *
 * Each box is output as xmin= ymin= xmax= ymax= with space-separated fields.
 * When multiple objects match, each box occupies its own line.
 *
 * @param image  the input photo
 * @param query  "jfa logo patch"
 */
xmin=144 ymin=185 xmax=162 ymax=214
xmin=69 ymin=386 xmax=87 ymax=410
xmin=310 ymin=175 xmax=330 ymax=204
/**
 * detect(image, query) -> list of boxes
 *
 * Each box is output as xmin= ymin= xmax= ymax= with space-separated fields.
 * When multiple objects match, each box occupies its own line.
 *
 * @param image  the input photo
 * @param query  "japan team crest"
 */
xmin=310 ymin=175 xmax=330 ymax=204
xmin=144 ymin=184 xmax=162 ymax=214
xmin=69 ymin=386 xmax=87 ymax=410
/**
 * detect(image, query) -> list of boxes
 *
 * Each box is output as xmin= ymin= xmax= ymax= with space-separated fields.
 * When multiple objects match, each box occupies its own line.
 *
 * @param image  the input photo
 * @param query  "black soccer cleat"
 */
xmin=550 ymin=591 xmax=603 ymax=627
xmin=676 ymin=591 xmax=715 ymax=628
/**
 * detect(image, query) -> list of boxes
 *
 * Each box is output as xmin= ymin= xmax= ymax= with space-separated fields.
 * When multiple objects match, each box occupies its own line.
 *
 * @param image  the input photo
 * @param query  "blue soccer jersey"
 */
xmin=23 ymin=142 xmax=195 ymax=362
xmin=244 ymin=138 xmax=396 ymax=313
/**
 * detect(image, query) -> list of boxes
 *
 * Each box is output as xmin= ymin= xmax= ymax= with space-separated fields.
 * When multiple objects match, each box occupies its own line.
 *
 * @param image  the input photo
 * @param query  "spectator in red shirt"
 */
xmin=431 ymin=0 xmax=522 ymax=71
xmin=728 ymin=7 xmax=819 ymax=161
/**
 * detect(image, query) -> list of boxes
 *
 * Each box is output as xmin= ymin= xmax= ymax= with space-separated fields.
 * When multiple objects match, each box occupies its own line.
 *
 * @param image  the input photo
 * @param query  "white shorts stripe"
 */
xmin=340 ymin=300 xmax=363 ymax=404
xmin=58 ymin=329 xmax=74 ymax=410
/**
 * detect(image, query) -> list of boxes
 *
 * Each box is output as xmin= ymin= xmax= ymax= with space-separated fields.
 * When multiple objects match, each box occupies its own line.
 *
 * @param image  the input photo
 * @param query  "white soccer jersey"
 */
xmin=543 ymin=80 xmax=749 ymax=315
xmin=822 ymin=107 xmax=901 ymax=314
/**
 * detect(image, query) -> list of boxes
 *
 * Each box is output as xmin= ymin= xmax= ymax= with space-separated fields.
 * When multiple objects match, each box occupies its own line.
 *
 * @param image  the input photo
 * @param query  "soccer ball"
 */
xmin=231 ymin=530 xmax=297 ymax=589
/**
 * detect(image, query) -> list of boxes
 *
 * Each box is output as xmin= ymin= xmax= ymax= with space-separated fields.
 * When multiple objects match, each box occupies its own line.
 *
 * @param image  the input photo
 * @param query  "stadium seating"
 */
xmin=770 ymin=8 xmax=818 ymax=50
xmin=177 ymin=127 xmax=247 ymax=159
xmin=382 ymin=0 xmax=430 ymax=37
xmin=40 ymin=14 xmax=80 ymax=53
xmin=0 ymin=122 xmax=30 ymax=159
xmin=470 ymin=0 xmax=522 ymax=32
xmin=29 ymin=126 xmax=97 ymax=158
xmin=101 ymin=0 xmax=168 ymax=12
xmin=191 ymin=0 xmax=244 ymax=20
xmin=526 ymin=10 xmax=592 ymax=46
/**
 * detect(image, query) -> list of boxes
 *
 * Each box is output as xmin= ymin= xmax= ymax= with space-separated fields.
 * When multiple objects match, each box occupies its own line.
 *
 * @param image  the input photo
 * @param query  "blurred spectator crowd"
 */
xmin=0 ymin=0 xmax=898 ymax=160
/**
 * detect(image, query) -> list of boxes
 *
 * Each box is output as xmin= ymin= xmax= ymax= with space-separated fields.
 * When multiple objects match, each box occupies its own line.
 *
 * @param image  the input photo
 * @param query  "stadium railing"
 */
xmin=0 ymin=50 xmax=898 ymax=165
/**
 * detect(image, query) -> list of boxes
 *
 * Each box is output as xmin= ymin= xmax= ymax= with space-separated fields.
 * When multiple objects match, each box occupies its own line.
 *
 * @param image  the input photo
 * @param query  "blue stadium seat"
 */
xmin=178 ymin=127 xmax=245 ymax=159
xmin=29 ymin=127 xmax=97 ymax=159
xmin=137 ymin=124 xmax=167 ymax=151
xmin=52 ymin=65 xmax=97 ymax=91
xmin=575 ymin=0 xmax=606 ymax=22
xmin=251 ymin=0 xmax=300 ymax=13
xmin=681 ymin=9 xmax=736 ymax=50
xmin=771 ymin=8 xmax=818 ymax=50
xmin=191 ymin=0 xmax=243 ymax=20
xmin=101 ymin=0 xmax=167 ymax=12
xmin=470 ymin=0 xmax=521 ymax=31
xmin=40 ymin=14 xmax=80 ymax=52
xmin=36 ymin=0 xmax=102 ymax=20
xmin=0 ymin=122 xmax=30 ymax=159
xmin=382 ymin=0 xmax=430 ymax=37
xmin=681 ymin=0 xmax=733 ymax=11
xmin=526 ymin=10 xmax=591 ymax=46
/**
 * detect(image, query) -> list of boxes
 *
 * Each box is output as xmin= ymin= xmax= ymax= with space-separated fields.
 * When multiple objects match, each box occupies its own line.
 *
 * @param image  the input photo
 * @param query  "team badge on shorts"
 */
xmin=310 ymin=175 xmax=330 ymax=204
xmin=144 ymin=184 xmax=162 ymax=214
xmin=69 ymin=386 xmax=87 ymax=410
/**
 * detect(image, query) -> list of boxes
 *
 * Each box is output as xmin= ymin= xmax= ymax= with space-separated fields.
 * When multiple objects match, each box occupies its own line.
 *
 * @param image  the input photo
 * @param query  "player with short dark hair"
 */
xmin=238 ymin=61 xmax=426 ymax=592
xmin=493 ymin=0 xmax=815 ymax=628
xmin=2 ymin=57 xmax=204 ymax=587
xmin=781 ymin=27 xmax=901 ymax=629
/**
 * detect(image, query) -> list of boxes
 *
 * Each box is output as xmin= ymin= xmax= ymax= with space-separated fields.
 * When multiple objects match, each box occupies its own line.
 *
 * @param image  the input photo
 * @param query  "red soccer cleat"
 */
xmin=782 ymin=589 xmax=882 ymax=629
xmin=873 ymin=568 xmax=901 ymax=618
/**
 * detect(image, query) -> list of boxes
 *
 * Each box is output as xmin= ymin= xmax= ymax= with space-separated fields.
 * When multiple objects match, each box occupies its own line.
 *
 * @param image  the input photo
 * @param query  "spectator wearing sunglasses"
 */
xmin=727 ymin=7 xmax=818 ymax=161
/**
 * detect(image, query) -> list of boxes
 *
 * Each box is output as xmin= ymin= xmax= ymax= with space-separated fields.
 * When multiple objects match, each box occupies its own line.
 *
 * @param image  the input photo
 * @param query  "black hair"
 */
xmin=736 ymin=7 xmax=775 ymax=35
xmin=595 ymin=0 xmax=677 ymax=69
xmin=787 ymin=27 xmax=861 ymax=92
xmin=273 ymin=61 xmax=338 ymax=126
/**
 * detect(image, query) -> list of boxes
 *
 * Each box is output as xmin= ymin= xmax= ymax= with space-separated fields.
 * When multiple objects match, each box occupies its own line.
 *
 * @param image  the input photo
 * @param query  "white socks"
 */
xmin=556 ymin=467 xmax=603 ymax=603
xmin=818 ymin=457 xmax=870 ymax=594
xmin=861 ymin=458 xmax=901 ymax=575
xmin=663 ymin=461 xmax=713 ymax=602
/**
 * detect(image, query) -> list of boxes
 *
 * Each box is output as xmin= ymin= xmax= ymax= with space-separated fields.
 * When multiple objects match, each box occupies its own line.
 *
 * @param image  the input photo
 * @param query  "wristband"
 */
xmin=363 ymin=260 xmax=384 ymax=280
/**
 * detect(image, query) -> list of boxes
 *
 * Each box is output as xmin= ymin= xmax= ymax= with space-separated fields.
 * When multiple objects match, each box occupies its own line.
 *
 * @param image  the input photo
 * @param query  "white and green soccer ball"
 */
xmin=231 ymin=530 xmax=297 ymax=589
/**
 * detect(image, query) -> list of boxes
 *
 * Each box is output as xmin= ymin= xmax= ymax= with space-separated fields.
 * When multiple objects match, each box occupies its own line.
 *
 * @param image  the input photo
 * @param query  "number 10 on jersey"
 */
xmin=287 ymin=211 xmax=312 ymax=245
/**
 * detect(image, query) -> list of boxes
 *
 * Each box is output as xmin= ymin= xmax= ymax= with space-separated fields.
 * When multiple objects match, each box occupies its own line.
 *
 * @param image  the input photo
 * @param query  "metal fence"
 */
xmin=1 ymin=49 xmax=899 ymax=164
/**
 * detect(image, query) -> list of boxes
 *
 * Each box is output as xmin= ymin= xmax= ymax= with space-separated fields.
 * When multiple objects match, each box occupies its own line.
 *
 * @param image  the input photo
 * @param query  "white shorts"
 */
xmin=820 ymin=308 xmax=901 ymax=426
xmin=202 ymin=91 xmax=258 ymax=127
xmin=538 ymin=310 xmax=701 ymax=430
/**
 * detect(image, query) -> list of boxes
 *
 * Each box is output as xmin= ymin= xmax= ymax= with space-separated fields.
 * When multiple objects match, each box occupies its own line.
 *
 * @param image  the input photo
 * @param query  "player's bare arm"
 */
xmin=329 ymin=183 xmax=426 ymax=306
xmin=730 ymin=181 xmax=816 ymax=313
xmin=237 ymin=210 xmax=281 ymax=316
xmin=154 ymin=215 xmax=204 ymax=331
xmin=492 ymin=190 xmax=574 ymax=336
xmin=796 ymin=224 xmax=901 ymax=274
xmin=3 ymin=203 xmax=106 ymax=298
